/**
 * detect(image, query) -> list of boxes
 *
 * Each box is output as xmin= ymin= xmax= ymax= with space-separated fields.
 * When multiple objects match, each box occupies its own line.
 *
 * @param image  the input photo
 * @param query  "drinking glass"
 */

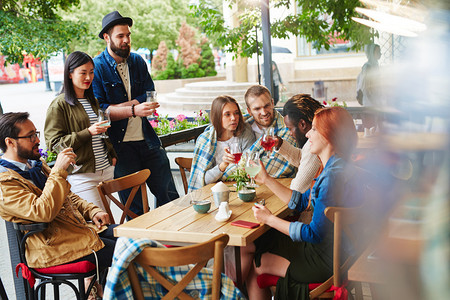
xmin=53 ymin=140 xmax=82 ymax=173
xmin=261 ymin=127 xmax=276 ymax=158
xmin=230 ymin=142 xmax=242 ymax=164
xmin=146 ymin=91 xmax=157 ymax=103
xmin=97 ymin=109 xmax=111 ymax=139
xmin=245 ymin=152 xmax=261 ymax=188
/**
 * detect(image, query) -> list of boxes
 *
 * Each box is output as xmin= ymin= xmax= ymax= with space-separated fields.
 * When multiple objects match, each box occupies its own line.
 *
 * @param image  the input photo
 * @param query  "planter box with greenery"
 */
xmin=159 ymin=124 xmax=208 ymax=148
xmin=149 ymin=110 xmax=210 ymax=148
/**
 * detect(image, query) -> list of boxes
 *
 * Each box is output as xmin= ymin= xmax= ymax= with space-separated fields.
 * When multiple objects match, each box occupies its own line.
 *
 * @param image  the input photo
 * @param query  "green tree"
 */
xmin=199 ymin=39 xmax=217 ymax=77
xmin=59 ymin=0 xmax=194 ymax=57
xmin=191 ymin=0 xmax=373 ymax=58
xmin=0 ymin=0 xmax=89 ymax=63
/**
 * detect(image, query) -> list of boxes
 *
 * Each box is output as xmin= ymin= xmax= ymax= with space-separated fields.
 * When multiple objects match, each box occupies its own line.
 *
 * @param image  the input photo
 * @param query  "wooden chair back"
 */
xmin=309 ymin=205 xmax=366 ymax=299
xmin=97 ymin=169 xmax=151 ymax=224
xmin=128 ymin=233 xmax=229 ymax=300
xmin=175 ymin=157 xmax=193 ymax=194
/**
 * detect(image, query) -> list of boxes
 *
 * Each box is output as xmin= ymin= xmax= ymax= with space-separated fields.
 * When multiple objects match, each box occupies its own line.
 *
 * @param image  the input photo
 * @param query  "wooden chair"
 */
xmin=257 ymin=205 xmax=366 ymax=299
xmin=128 ymin=233 xmax=229 ymax=300
xmin=309 ymin=206 xmax=365 ymax=299
xmin=97 ymin=169 xmax=151 ymax=224
xmin=11 ymin=222 xmax=98 ymax=300
xmin=174 ymin=157 xmax=193 ymax=194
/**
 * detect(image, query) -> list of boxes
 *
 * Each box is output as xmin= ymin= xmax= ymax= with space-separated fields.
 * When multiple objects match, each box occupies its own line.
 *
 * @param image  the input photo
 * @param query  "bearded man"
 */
xmin=92 ymin=11 xmax=179 ymax=214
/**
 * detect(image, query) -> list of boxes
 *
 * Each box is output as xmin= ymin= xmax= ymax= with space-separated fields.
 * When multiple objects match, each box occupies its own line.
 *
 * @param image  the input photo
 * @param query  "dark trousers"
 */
xmin=114 ymin=141 xmax=179 ymax=215
xmin=71 ymin=225 xmax=117 ymax=270
xmin=273 ymin=85 xmax=280 ymax=106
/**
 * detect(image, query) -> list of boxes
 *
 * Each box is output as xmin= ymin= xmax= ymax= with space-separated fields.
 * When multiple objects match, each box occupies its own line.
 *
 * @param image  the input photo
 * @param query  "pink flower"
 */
xmin=169 ymin=120 xmax=176 ymax=129
xmin=332 ymin=97 xmax=337 ymax=102
xmin=176 ymin=114 xmax=187 ymax=122
xmin=154 ymin=110 xmax=159 ymax=117
xmin=150 ymin=120 xmax=158 ymax=128
xmin=323 ymin=101 xmax=328 ymax=105
xmin=199 ymin=110 xmax=203 ymax=116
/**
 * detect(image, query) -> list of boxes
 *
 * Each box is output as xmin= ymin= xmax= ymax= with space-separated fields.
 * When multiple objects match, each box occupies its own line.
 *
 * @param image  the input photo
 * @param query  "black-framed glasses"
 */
xmin=12 ymin=131 xmax=40 ymax=143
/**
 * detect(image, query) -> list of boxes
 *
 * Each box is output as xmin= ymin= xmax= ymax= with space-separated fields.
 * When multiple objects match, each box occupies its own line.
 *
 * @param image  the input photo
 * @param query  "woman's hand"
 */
xmin=252 ymin=203 xmax=273 ymax=224
xmin=218 ymin=147 xmax=233 ymax=172
xmin=222 ymin=147 xmax=235 ymax=164
xmin=254 ymin=160 xmax=270 ymax=185
xmin=88 ymin=122 xmax=109 ymax=136
xmin=112 ymin=158 xmax=117 ymax=166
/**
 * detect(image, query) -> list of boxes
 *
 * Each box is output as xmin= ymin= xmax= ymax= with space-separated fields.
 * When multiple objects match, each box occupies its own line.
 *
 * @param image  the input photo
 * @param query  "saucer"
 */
xmin=215 ymin=210 xmax=232 ymax=222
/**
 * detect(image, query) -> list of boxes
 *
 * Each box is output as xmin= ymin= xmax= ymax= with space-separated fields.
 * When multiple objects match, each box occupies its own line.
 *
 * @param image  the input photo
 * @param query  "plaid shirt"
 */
xmin=103 ymin=237 xmax=244 ymax=300
xmin=188 ymin=124 xmax=255 ymax=192
xmin=222 ymin=110 xmax=298 ymax=179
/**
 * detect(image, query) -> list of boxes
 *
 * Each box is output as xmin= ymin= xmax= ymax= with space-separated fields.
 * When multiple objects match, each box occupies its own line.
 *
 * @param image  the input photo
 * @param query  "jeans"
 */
xmin=71 ymin=225 xmax=117 ymax=270
xmin=114 ymin=141 xmax=179 ymax=215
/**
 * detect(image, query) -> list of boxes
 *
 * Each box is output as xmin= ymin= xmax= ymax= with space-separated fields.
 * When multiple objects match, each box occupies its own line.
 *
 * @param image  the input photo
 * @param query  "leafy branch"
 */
xmin=190 ymin=0 xmax=374 ymax=59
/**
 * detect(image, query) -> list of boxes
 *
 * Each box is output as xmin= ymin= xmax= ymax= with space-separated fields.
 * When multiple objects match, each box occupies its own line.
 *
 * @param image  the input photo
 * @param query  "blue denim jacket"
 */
xmin=92 ymin=49 xmax=160 ymax=150
xmin=288 ymin=155 xmax=366 ymax=243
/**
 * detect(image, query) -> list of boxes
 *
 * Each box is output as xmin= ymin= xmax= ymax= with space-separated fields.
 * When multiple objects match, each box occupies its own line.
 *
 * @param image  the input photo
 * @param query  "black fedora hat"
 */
xmin=99 ymin=11 xmax=133 ymax=39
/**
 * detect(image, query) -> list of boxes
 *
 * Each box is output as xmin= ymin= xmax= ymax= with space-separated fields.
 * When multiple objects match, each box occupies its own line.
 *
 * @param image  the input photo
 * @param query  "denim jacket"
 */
xmin=92 ymin=49 xmax=160 ymax=150
xmin=288 ymin=155 xmax=366 ymax=243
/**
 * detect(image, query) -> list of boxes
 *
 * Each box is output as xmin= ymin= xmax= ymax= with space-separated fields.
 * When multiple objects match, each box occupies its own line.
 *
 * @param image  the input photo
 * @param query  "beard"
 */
xmin=110 ymin=38 xmax=131 ymax=59
xmin=296 ymin=133 xmax=308 ymax=148
xmin=17 ymin=143 xmax=41 ymax=161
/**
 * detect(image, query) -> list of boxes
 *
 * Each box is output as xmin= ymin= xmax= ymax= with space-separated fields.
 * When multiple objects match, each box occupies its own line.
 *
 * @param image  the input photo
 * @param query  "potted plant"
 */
xmin=228 ymin=164 xmax=256 ymax=202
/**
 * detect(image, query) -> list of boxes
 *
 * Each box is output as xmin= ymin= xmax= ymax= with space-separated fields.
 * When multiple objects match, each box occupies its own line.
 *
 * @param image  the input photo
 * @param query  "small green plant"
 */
xmin=228 ymin=165 xmax=249 ymax=192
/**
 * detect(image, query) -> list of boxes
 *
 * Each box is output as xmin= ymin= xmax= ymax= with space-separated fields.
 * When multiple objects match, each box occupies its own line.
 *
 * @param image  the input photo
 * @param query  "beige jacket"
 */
xmin=0 ymin=160 xmax=105 ymax=268
xmin=277 ymin=139 xmax=321 ymax=193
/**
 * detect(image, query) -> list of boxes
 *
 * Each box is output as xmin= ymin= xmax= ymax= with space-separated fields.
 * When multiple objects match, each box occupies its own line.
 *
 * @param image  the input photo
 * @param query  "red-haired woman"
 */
xmin=241 ymin=107 xmax=367 ymax=299
xmin=188 ymin=95 xmax=255 ymax=191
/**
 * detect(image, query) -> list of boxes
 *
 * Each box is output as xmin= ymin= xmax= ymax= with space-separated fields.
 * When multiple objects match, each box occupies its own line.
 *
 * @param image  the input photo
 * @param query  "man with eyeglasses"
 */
xmin=0 ymin=112 xmax=117 ymax=297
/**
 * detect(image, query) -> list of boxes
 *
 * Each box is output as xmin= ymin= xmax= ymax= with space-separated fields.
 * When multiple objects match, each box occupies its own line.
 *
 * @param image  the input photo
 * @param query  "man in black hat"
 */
xmin=92 ymin=11 xmax=179 ymax=214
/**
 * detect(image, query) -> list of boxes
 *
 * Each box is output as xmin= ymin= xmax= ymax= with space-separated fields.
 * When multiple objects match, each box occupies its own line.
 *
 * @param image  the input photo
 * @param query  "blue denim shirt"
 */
xmin=92 ymin=49 xmax=160 ymax=150
xmin=288 ymin=155 xmax=366 ymax=243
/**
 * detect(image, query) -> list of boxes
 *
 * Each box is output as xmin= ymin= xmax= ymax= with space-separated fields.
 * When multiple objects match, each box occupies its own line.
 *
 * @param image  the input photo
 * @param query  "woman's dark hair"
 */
xmin=210 ymin=95 xmax=245 ymax=138
xmin=313 ymin=107 xmax=357 ymax=160
xmin=281 ymin=94 xmax=323 ymax=126
xmin=0 ymin=112 xmax=30 ymax=152
xmin=62 ymin=51 xmax=95 ymax=106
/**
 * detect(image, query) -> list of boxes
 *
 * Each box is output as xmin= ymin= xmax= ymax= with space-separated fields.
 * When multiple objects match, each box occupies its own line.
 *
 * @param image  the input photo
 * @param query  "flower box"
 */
xmin=159 ymin=124 xmax=208 ymax=148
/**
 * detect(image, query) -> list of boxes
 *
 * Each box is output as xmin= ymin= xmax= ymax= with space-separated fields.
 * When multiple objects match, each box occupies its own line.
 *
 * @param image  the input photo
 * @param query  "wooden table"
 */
xmin=114 ymin=178 xmax=293 ymax=286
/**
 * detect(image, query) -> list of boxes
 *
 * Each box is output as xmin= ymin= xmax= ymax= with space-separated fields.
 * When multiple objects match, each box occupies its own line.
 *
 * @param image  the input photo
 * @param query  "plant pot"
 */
xmin=158 ymin=124 xmax=208 ymax=148
xmin=238 ymin=189 xmax=256 ymax=202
